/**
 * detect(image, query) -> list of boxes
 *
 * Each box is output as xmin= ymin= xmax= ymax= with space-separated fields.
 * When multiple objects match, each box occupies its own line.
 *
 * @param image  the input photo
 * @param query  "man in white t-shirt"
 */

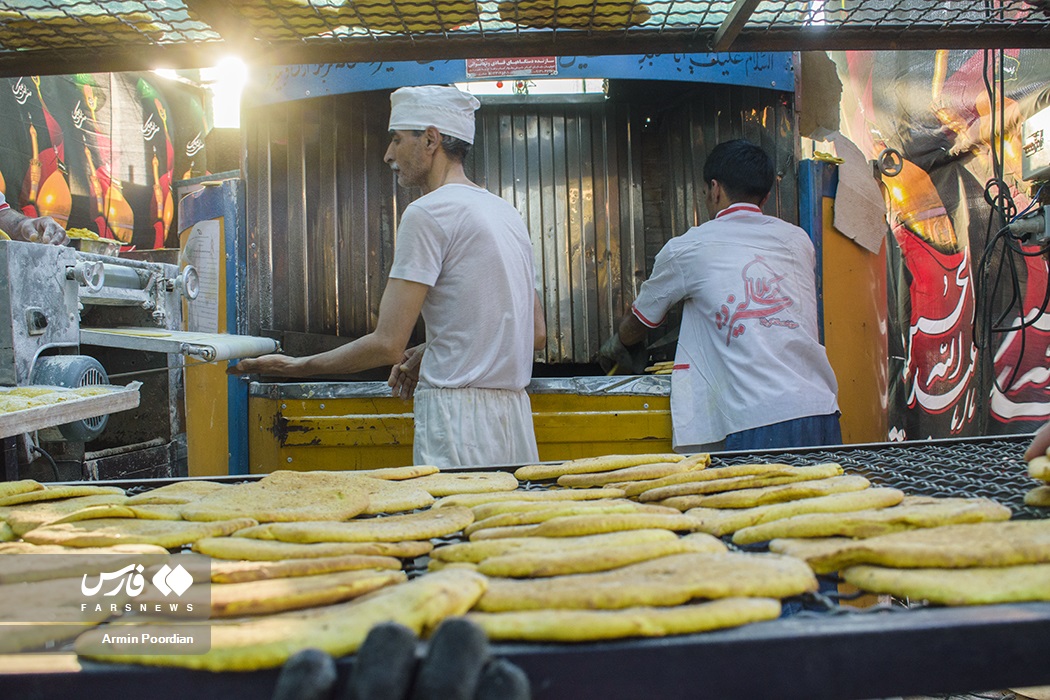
xmin=600 ymin=140 xmax=840 ymax=452
xmin=0 ymin=189 xmax=68 ymax=245
xmin=230 ymin=85 xmax=545 ymax=467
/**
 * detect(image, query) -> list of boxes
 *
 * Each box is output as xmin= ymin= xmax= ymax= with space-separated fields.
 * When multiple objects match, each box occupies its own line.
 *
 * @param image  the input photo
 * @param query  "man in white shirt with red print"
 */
xmin=601 ymin=139 xmax=840 ymax=452
xmin=231 ymin=85 xmax=544 ymax=468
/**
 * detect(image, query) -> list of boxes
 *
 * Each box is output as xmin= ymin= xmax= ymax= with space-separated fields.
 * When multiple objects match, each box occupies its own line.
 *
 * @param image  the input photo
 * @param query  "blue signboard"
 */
xmin=251 ymin=52 xmax=794 ymax=106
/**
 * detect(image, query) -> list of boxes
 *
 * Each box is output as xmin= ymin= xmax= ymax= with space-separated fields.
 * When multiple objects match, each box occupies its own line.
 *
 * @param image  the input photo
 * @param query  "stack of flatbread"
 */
xmin=770 ymin=519 xmax=1050 ymax=605
xmin=1026 ymin=455 xmax=1050 ymax=507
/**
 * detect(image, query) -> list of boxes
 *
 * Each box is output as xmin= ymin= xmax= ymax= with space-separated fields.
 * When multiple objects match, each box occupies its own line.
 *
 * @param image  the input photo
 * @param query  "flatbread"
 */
xmin=556 ymin=453 xmax=709 ymax=489
xmin=126 ymin=480 xmax=228 ymax=505
xmin=470 ymin=498 xmax=675 ymax=521
xmin=0 ymin=522 xmax=12 ymax=541
xmin=0 ymin=480 xmax=45 ymax=500
xmin=193 ymin=537 xmax=433 ymax=561
xmin=76 ymin=568 xmax=488 ymax=671
xmin=138 ymin=568 xmax=407 ymax=617
xmin=0 ymin=577 xmax=126 ymax=652
xmin=771 ymin=519 xmax=1050 ymax=574
xmin=0 ymin=544 xmax=169 ymax=584
xmin=346 ymin=465 xmax=440 ymax=480
xmin=620 ymin=463 xmax=799 ymax=498
xmin=842 ymin=563 xmax=1050 ymax=605
xmin=23 ymin=517 xmax=256 ymax=548
xmin=210 ymin=554 xmax=403 ymax=583
xmin=466 ymin=501 xmax=646 ymax=536
xmin=1 ymin=494 xmax=130 ymax=536
xmin=430 ymin=529 xmax=680 ymax=564
xmin=43 ymin=504 xmax=184 ymax=528
xmin=1026 ymin=486 xmax=1050 ymax=507
xmin=514 ymin=454 xmax=685 ymax=482
xmin=686 ymin=488 xmax=905 ymax=537
xmin=359 ymin=477 xmax=434 ymax=514
xmin=1029 ymin=455 xmax=1050 ymax=482
xmin=408 ymin=471 xmax=519 ymax=497
xmin=663 ymin=475 xmax=871 ymax=510
xmin=477 ymin=552 xmax=816 ymax=611
xmin=478 ymin=532 xmax=727 ymax=578
xmin=638 ymin=464 xmax=845 ymax=503
xmin=469 ymin=512 xmax=705 ymax=540
xmin=467 ymin=597 xmax=780 ymax=642
xmin=731 ymin=497 xmax=1013 ymax=545
xmin=0 ymin=485 xmax=125 ymax=507
xmin=233 ymin=506 xmax=474 ymax=543
xmin=434 ymin=488 xmax=626 ymax=509
xmin=180 ymin=471 xmax=370 ymax=523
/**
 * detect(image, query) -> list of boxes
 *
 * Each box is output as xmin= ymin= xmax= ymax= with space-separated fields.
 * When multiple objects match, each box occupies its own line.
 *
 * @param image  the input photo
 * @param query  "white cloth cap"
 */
xmin=388 ymin=85 xmax=481 ymax=144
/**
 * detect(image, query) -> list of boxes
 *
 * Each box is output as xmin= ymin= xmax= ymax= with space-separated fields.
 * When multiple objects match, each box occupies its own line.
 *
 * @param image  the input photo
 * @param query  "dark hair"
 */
xmin=702 ymin=139 xmax=775 ymax=201
xmin=409 ymin=129 xmax=472 ymax=163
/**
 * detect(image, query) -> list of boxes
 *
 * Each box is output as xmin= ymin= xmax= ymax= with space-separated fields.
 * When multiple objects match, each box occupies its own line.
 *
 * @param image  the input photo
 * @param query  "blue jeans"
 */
xmin=724 ymin=412 xmax=842 ymax=452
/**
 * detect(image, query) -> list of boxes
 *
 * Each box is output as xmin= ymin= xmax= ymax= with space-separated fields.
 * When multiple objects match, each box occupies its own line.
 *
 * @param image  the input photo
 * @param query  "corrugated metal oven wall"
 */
xmin=243 ymin=82 xmax=796 ymax=366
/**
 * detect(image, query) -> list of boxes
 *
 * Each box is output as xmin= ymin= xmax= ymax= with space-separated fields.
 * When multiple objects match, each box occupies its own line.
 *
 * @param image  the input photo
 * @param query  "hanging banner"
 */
xmin=834 ymin=49 xmax=1050 ymax=440
xmin=0 ymin=72 xmax=209 ymax=250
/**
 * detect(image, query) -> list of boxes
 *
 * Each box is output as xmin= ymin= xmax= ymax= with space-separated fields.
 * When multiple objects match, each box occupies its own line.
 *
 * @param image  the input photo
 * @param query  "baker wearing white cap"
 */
xmin=231 ymin=85 xmax=545 ymax=468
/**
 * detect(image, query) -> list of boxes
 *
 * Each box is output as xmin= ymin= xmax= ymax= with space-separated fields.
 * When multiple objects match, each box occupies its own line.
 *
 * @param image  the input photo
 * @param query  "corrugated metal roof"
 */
xmin=1 ymin=1 xmax=1048 ymax=76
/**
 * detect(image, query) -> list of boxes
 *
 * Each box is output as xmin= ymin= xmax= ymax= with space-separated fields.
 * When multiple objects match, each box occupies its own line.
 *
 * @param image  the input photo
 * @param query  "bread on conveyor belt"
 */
xmin=475 ymin=552 xmax=817 ymax=611
xmin=1026 ymin=485 xmax=1050 ymax=507
xmin=0 ymin=543 xmax=169 ymax=584
xmin=179 ymin=471 xmax=370 ymax=522
xmin=468 ymin=597 xmax=781 ymax=642
xmin=497 ymin=0 xmax=651 ymax=30
xmin=23 ymin=517 xmax=256 ymax=548
xmin=359 ymin=477 xmax=435 ymax=514
xmin=477 ymin=532 xmax=726 ymax=578
xmin=770 ymin=519 xmax=1050 ymax=574
xmin=0 ymin=479 xmax=46 ymax=500
xmin=126 ymin=480 xmax=227 ymax=505
xmin=0 ymin=494 xmax=128 ymax=536
xmin=619 ymin=463 xmax=798 ymax=498
xmin=638 ymin=464 xmax=845 ymax=503
xmin=407 ymin=471 xmax=519 ymax=497
xmin=659 ymin=474 xmax=871 ymax=511
xmin=469 ymin=498 xmax=676 ymax=520
xmin=344 ymin=465 xmax=440 ymax=480
xmin=0 ymin=576 xmax=131 ymax=653
xmin=468 ymin=512 xmax=705 ymax=540
xmin=137 ymin=568 xmax=407 ymax=618
xmin=556 ymin=453 xmax=709 ymax=489
xmin=75 ymin=568 xmax=488 ymax=671
xmin=193 ymin=537 xmax=433 ymax=561
xmin=430 ymin=529 xmax=679 ymax=564
xmin=1029 ymin=455 xmax=1050 ymax=482
xmin=233 ymin=506 xmax=474 ymax=543
xmin=209 ymin=553 xmax=403 ymax=583
xmin=842 ymin=562 xmax=1050 ymax=605
xmin=0 ymin=522 xmax=12 ymax=541
xmin=434 ymin=487 xmax=626 ymax=508
xmin=686 ymin=488 xmax=905 ymax=537
xmin=731 ymin=496 xmax=1012 ymax=545
xmin=514 ymin=454 xmax=685 ymax=482
xmin=0 ymin=484 xmax=125 ymax=507
xmin=465 ymin=501 xmax=675 ymax=536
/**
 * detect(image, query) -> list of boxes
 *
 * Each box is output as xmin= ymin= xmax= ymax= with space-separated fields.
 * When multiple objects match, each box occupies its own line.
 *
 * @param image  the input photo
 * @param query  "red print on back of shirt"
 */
xmin=714 ymin=256 xmax=799 ymax=346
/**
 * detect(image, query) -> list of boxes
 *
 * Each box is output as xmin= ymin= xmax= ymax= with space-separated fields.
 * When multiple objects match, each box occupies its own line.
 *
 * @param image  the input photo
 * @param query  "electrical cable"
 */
xmin=29 ymin=443 xmax=61 ymax=481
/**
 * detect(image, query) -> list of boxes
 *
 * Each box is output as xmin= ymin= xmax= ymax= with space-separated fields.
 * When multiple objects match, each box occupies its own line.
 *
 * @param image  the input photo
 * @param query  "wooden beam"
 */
xmin=711 ymin=0 xmax=763 ymax=52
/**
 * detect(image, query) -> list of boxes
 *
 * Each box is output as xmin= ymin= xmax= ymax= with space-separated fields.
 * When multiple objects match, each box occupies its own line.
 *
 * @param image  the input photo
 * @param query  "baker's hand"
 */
xmin=389 ymin=343 xmax=425 ymax=400
xmin=270 ymin=619 xmax=531 ymax=700
xmin=227 ymin=353 xmax=302 ymax=377
xmin=598 ymin=334 xmax=645 ymax=375
xmin=17 ymin=215 xmax=68 ymax=246
xmin=1025 ymin=419 xmax=1050 ymax=462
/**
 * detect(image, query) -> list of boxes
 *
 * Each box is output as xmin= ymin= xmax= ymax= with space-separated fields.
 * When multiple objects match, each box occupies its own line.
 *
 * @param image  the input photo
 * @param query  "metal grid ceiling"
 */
xmin=1 ymin=1 xmax=1048 ymax=77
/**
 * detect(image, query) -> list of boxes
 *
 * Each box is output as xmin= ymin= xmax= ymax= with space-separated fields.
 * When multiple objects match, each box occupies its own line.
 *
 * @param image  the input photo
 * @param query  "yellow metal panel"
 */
xmin=822 ymin=196 xmax=889 ymax=444
xmin=248 ymin=390 xmax=673 ymax=471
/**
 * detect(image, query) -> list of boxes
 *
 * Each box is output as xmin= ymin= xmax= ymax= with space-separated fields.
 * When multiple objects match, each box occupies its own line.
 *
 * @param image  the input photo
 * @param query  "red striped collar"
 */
xmin=715 ymin=203 xmax=762 ymax=219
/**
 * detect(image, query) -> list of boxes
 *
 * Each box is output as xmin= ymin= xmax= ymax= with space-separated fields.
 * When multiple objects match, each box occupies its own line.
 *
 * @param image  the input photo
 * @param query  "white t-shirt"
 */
xmin=388 ymin=183 xmax=536 ymax=391
xmin=632 ymin=203 xmax=839 ymax=448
